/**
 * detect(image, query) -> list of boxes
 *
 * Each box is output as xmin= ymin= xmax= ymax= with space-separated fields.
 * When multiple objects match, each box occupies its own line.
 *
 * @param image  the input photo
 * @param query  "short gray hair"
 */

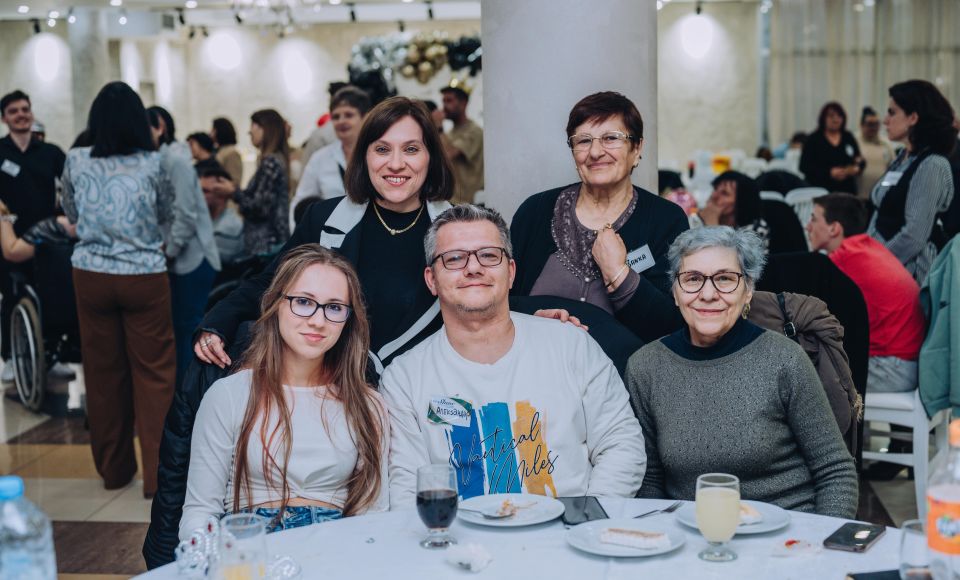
xmin=424 ymin=204 xmax=513 ymax=263
xmin=666 ymin=226 xmax=767 ymax=288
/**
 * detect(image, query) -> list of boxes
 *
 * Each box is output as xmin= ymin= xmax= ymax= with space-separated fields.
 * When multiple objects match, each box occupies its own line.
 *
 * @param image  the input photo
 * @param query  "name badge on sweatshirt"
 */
xmin=427 ymin=396 xmax=472 ymax=428
xmin=881 ymin=171 xmax=903 ymax=187
xmin=845 ymin=144 xmax=855 ymax=157
xmin=626 ymin=244 xmax=655 ymax=274
xmin=1 ymin=159 xmax=21 ymax=178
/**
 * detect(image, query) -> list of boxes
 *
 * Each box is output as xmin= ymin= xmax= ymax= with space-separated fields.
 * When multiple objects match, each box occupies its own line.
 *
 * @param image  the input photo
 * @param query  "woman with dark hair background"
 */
xmin=61 ymin=81 xmax=177 ymax=499
xmin=691 ymin=170 xmax=770 ymax=249
xmin=800 ymin=101 xmax=864 ymax=193
xmin=211 ymin=117 xmax=243 ymax=185
xmin=868 ymin=79 xmax=956 ymax=285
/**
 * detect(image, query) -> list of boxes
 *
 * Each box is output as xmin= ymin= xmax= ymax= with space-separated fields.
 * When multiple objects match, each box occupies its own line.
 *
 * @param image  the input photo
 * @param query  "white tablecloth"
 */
xmin=140 ymin=498 xmax=902 ymax=579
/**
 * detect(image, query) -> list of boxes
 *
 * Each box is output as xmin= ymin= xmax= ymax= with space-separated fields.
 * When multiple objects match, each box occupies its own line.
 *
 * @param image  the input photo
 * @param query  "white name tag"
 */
xmin=427 ymin=396 xmax=471 ymax=428
xmin=626 ymin=244 xmax=655 ymax=274
xmin=845 ymin=144 xmax=855 ymax=157
xmin=881 ymin=171 xmax=903 ymax=187
xmin=1 ymin=159 xmax=21 ymax=178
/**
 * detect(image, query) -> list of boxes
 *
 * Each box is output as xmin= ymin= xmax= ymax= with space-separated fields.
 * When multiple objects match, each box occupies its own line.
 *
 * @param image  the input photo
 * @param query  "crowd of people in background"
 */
xmin=0 ymin=75 xmax=956 ymax=570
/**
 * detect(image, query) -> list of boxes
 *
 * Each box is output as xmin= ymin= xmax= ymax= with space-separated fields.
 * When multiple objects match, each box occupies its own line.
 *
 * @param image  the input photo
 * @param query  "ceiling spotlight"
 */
xmin=397 ymin=19 xmax=405 ymax=32
xmin=201 ymin=25 xmax=209 ymax=37
xmin=402 ymin=0 xmax=413 ymax=3
xmin=185 ymin=0 xmax=198 ymax=8
xmin=110 ymin=0 xmax=122 ymax=6
xmin=188 ymin=25 xmax=196 ymax=38
xmin=348 ymin=2 xmax=356 ymax=22
xmin=329 ymin=0 xmax=341 ymax=5
xmin=67 ymin=8 xmax=75 ymax=23
xmin=695 ymin=1 xmax=703 ymax=15
xmin=18 ymin=5 xmax=30 ymax=14
xmin=426 ymin=0 xmax=433 ymax=20
xmin=118 ymin=10 xmax=127 ymax=25
xmin=234 ymin=11 xmax=243 ymax=24
xmin=177 ymin=7 xmax=185 ymax=24
xmin=31 ymin=18 xmax=40 ymax=33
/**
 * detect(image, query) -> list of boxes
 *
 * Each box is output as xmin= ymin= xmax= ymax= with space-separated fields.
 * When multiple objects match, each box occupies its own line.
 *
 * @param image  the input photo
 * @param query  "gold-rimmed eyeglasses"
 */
xmin=676 ymin=271 xmax=745 ymax=294
xmin=567 ymin=131 xmax=637 ymax=152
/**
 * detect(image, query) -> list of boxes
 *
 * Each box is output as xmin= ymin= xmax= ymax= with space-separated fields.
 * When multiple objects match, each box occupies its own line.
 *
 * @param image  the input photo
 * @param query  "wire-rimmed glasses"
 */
xmin=431 ymin=247 xmax=509 ymax=270
xmin=282 ymin=295 xmax=352 ymax=323
xmin=567 ymin=131 xmax=637 ymax=152
xmin=676 ymin=271 xmax=745 ymax=294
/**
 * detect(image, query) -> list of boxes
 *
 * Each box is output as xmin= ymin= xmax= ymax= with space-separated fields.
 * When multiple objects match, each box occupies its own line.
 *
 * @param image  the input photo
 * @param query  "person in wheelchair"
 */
xmin=0 ymin=200 xmax=76 ymax=263
xmin=180 ymin=244 xmax=387 ymax=538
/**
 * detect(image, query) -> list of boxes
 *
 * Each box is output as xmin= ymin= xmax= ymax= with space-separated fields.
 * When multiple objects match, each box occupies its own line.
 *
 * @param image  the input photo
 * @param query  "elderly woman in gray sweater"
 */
xmin=625 ymin=226 xmax=858 ymax=518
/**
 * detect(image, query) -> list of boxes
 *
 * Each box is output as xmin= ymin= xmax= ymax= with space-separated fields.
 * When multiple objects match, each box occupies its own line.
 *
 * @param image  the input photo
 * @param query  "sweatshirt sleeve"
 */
xmin=162 ymin=147 xmax=201 ymax=258
xmin=380 ymin=362 xmax=431 ymax=509
xmin=364 ymin=393 xmax=393 ymax=514
xmin=576 ymin=331 xmax=647 ymax=497
xmin=625 ymin=349 xmax=666 ymax=499
xmin=780 ymin=346 xmax=858 ymax=518
xmin=180 ymin=379 xmax=241 ymax=540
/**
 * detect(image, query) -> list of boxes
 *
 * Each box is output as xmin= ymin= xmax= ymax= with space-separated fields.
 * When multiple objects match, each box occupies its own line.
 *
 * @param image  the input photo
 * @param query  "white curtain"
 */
xmin=769 ymin=0 xmax=960 ymax=146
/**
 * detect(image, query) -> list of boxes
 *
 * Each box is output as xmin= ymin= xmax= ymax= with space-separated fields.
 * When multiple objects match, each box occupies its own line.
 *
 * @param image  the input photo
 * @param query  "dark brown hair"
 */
xmin=250 ymin=108 xmax=291 ymax=179
xmin=816 ymin=101 xmax=847 ymax=133
xmin=566 ymin=91 xmax=644 ymax=142
xmin=232 ymin=244 xmax=384 ymax=517
xmin=814 ymin=193 xmax=868 ymax=237
xmin=889 ymin=79 xmax=958 ymax=156
xmin=344 ymin=96 xmax=453 ymax=204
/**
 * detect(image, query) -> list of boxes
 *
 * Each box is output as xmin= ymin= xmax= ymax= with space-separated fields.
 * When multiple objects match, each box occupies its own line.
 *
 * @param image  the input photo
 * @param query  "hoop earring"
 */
xmin=742 ymin=303 xmax=751 ymax=319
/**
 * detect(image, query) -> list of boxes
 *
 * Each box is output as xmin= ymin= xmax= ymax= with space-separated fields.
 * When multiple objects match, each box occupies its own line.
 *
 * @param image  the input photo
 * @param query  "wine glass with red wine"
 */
xmin=416 ymin=464 xmax=458 ymax=549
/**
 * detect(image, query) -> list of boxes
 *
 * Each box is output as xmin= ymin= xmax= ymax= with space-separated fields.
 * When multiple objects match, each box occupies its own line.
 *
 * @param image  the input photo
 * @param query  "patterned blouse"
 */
xmin=234 ymin=153 xmax=290 ymax=256
xmin=61 ymin=147 xmax=173 ymax=275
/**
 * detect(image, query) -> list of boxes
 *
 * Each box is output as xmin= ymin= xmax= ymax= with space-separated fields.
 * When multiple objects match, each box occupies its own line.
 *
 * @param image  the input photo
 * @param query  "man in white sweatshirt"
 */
xmin=380 ymin=204 xmax=646 ymax=507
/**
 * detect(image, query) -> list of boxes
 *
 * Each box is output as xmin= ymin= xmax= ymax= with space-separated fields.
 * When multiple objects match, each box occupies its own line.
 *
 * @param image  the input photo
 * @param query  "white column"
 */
xmin=481 ymin=0 xmax=658 ymax=220
xmin=68 ymin=8 xmax=111 ymax=135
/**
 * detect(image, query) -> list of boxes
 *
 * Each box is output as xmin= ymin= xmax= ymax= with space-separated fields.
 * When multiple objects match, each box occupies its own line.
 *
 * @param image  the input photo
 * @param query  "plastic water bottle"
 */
xmin=0 ymin=476 xmax=56 ymax=579
xmin=928 ymin=420 xmax=960 ymax=579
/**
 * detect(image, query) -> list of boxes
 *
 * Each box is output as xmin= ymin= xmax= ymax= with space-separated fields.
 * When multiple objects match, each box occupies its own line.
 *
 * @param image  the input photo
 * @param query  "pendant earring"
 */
xmin=742 ymin=303 xmax=751 ymax=319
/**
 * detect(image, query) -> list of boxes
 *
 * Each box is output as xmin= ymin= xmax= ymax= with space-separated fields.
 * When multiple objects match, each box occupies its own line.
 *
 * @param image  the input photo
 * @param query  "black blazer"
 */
xmin=510 ymin=183 xmax=689 ymax=343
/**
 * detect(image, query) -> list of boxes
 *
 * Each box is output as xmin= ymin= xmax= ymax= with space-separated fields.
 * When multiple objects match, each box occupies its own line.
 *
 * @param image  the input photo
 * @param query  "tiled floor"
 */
xmin=0 ymin=375 xmax=923 ymax=578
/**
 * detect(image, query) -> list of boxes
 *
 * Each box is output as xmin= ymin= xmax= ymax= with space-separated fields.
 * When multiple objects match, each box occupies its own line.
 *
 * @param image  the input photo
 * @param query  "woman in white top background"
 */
xmin=180 ymin=244 xmax=388 ymax=537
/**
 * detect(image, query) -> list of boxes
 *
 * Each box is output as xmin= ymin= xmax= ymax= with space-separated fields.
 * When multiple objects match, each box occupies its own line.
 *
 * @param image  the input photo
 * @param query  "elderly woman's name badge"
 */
xmin=627 ymin=244 xmax=655 ymax=274
xmin=845 ymin=144 xmax=855 ymax=157
xmin=427 ymin=397 xmax=473 ymax=428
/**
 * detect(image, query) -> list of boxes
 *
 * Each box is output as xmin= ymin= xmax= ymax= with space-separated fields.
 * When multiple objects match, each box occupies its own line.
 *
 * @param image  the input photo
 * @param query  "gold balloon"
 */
xmin=418 ymin=60 xmax=434 ymax=74
xmin=400 ymin=64 xmax=416 ymax=78
xmin=406 ymin=45 xmax=420 ymax=63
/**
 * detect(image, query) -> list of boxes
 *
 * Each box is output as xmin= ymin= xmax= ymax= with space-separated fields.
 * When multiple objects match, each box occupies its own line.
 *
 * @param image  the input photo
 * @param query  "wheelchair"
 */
xmin=8 ymin=241 xmax=81 ymax=412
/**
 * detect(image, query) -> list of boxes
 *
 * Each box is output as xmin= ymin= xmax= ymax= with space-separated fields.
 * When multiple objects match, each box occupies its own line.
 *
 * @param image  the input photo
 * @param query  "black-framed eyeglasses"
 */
xmin=431 ymin=247 xmax=509 ymax=270
xmin=675 ymin=271 xmax=745 ymax=294
xmin=283 ymin=295 xmax=352 ymax=323
xmin=567 ymin=131 xmax=638 ymax=152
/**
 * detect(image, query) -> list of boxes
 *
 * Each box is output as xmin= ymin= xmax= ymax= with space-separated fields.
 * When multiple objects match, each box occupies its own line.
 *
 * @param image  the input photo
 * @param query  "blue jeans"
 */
xmin=233 ymin=505 xmax=343 ymax=534
xmin=868 ymin=356 xmax=918 ymax=393
xmin=170 ymin=259 xmax=217 ymax=387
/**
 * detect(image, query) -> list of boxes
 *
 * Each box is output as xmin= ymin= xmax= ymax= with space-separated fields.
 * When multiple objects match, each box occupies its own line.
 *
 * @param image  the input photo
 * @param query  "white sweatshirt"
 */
xmin=380 ymin=313 xmax=646 ymax=507
xmin=180 ymin=370 xmax=389 ymax=539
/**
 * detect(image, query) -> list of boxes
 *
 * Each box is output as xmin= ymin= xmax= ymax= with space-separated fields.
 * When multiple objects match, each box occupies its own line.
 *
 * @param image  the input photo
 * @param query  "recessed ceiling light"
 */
xmin=330 ymin=0 xmax=341 ymax=5
xmin=48 ymin=10 xmax=58 ymax=18
xmin=110 ymin=0 xmax=122 ymax=6
xmin=185 ymin=0 xmax=198 ymax=8
xmin=402 ymin=0 xmax=414 ymax=3
xmin=17 ymin=5 xmax=29 ymax=14
xmin=118 ymin=14 xmax=127 ymax=24
xmin=47 ymin=18 xmax=55 ymax=26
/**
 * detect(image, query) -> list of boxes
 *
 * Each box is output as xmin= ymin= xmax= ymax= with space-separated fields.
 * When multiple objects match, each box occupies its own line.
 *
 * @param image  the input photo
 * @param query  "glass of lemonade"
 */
xmin=695 ymin=473 xmax=740 ymax=562
xmin=217 ymin=513 xmax=268 ymax=579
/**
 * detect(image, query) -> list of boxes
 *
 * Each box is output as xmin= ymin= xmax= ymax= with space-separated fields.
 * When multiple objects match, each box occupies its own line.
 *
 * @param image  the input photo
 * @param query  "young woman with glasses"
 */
xmin=510 ymin=91 xmax=690 ymax=343
xmin=624 ymin=226 xmax=857 ymax=519
xmin=180 ymin=244 xmax=387 ymax=537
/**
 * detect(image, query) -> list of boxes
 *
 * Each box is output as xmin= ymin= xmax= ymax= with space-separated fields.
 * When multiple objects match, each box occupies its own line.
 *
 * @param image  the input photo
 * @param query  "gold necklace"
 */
xmin=373 ymin=202 xmax=424 ymax=235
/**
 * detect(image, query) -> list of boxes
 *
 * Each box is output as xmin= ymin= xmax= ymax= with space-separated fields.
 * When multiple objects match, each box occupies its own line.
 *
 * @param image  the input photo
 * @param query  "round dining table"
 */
xmin=140 ymin=498 xmax=903 ymax=579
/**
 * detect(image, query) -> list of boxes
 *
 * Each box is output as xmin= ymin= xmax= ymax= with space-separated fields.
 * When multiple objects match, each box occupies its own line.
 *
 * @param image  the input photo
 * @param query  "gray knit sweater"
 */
xmin=626 ymin=330 xmax=858 ymax=518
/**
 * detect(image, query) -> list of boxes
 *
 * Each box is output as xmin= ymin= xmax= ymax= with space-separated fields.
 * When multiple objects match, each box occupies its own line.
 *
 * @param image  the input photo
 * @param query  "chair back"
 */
xmin=760 ymin=190 xmax=785 ymax=201
xmin=785 ymin=187 xmax=829 ymax=227
xmin=739 ymin=157 xmax=769 ymax=179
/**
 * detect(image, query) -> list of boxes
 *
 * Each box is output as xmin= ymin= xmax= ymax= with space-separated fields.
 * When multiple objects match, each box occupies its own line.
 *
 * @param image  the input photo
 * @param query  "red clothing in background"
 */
xmin=829 ymin=234 xmax=925 ymax=359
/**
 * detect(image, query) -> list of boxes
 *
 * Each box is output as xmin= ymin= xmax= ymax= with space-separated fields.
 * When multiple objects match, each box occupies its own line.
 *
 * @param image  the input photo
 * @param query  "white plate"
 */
xmin=566 ymin=518 xmax=686 ymax=557
xmin=457 ymin=493 xmax=565 ymax=527
xmin=675 ymin=500 xmax=791 ymax=535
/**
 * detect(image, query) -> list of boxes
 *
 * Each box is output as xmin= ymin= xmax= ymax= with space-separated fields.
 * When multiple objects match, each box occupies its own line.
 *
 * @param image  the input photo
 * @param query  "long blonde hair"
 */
xmin=232 ymin=244 xmax=383 ymax=517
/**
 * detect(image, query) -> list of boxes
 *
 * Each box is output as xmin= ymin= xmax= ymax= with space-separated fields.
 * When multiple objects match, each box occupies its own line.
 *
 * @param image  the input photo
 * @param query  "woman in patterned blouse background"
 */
xmin=207 ymin=108 xmax=291 ymax=257
xmin=61 ymin=81 xmax=177 ymax=499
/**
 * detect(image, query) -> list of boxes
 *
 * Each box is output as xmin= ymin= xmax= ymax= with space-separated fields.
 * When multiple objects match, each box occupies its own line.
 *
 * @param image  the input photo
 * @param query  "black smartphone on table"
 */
xmin=558 ymin=496 xmax=609 ymax=526
xmin=824 ymin=522 xmax=886 ymax=552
